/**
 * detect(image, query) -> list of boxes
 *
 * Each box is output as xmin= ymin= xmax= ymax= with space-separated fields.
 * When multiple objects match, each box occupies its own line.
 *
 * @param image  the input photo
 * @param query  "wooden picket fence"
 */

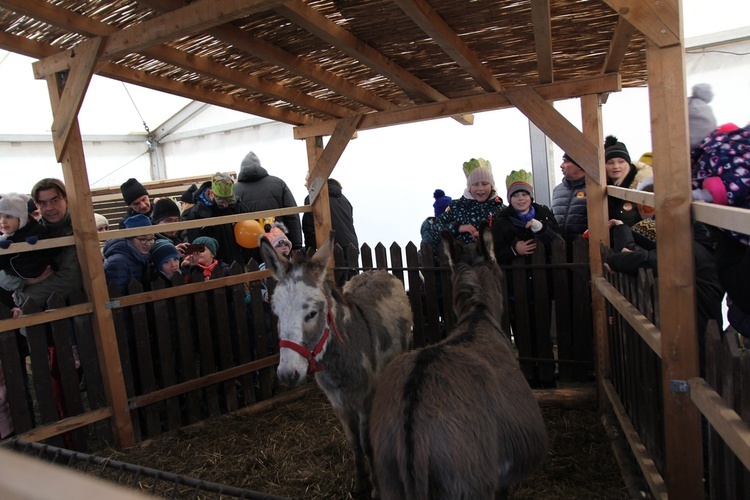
xmin=0 ymin=236 xmax=593 ymax=449
xmin=601 ymin=247 xmax=750 ymax=499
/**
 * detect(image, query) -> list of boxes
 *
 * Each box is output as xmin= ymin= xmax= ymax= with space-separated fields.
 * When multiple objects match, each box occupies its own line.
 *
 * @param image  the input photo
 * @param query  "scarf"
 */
xmin=510 ymin=205 xmax=536 ymax=228
xmin=198 ymin=259 xmax=219 ymax=279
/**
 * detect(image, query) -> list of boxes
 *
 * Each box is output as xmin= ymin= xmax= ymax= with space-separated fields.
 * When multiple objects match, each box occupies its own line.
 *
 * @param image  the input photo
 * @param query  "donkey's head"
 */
xmin=259 ymin=231 xmax=336 ymax=387
xmin=441 ymin=223 xmax=505 ymax=325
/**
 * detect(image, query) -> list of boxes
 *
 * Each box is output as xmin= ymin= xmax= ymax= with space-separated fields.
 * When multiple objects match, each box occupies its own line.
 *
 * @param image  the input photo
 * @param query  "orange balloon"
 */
xmin=234 ymin=219 xmax=264 ymax=248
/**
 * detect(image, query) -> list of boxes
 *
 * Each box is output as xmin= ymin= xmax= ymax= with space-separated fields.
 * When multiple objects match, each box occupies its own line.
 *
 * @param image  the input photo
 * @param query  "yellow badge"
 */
xmin=623 ymin=202 xmax=633 ymax=211
xmin=576 ymin=191 xmax=586 ymax=199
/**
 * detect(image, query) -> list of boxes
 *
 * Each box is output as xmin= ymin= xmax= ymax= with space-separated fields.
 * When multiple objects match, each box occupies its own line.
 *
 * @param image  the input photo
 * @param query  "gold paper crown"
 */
xmin=462 ymin=158 xmax=492 ymax=178
xmin=505 ymin=169 xmax=533 ymax=190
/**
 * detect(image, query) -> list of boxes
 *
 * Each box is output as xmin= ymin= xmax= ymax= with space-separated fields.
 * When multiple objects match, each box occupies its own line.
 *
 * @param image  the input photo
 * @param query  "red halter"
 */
xmin=278 ymin=297 xmax=344 ymax=376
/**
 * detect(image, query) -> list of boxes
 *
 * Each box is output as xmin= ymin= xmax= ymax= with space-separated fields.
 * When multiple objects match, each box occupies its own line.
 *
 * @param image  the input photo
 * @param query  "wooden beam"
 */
xmin=294 ymin=73 xmax=622 ymax=139
xmin=49 ymin=37 xmax=103 ymax=162
xmin=43 ymin=72 xmax=135 ymax=447
xmin=308 ymin=114 xmax=363 ymax=205
xmin=602 ymin=0 xmax=680 ymax=47
xmin=692 ymin=201 xmax=750 ymax=235
xmin=276 ymin=0 xmax=474 ymax=125
xmin=530 ymin=0 xmax=553 ymax=84
xmin=602 ymin=16 xmax=637 ymax=74
xmin=391 ymin=0 xmax=503 ymax=92
xmin=305 ymin=137 xmax=332 ymax=253
xmin=504 ymin=87 xmax=600 ymax=185
xmin=646 ymin=35 xmax=704 ymax=498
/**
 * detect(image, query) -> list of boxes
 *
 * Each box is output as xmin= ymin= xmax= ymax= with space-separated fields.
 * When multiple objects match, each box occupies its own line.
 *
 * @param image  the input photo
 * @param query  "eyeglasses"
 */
xmin=135 ymin=237 xmax=156 ymax=245
xmin=37 ymin=196 xmax=64 ymax=208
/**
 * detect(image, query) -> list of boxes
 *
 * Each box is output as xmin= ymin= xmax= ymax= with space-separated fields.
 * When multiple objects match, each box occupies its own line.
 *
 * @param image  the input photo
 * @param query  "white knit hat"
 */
xmin=466 ymin=167 xmax=495 ymax=190
xmin=0 ymin=193 xmax=30 ymax=230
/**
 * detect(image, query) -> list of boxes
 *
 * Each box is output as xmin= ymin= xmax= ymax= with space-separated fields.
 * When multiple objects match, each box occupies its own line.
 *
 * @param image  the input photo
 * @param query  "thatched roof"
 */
xmin=0 ymin=0 xmax=646 ymax=130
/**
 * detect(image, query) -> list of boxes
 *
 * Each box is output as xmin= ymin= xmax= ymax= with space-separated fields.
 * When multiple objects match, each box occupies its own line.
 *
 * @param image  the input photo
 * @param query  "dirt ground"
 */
xmin=94 ymin=383 xmax=635 ymax=499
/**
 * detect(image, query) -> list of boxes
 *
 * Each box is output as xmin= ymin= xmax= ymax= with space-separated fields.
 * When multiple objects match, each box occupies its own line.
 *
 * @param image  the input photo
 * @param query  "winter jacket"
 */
xmin=607 ymin=161 xmax=653 ymax=227
xmin=0 ymin=216 xmax=59 ymax=279
xmin=551 ymin=177 xmax=588 ymax=241
xmin=0 ymin=212 xmax=83 ymax=307
xmin=234 ymin=157 xmax=302 ymax=248
xmin=302 ymin=179 xmax=359 ymax=254
xmin=492 ymin=203 xmax=561 ymax=264
xmin=430 ymin=194 xmax=505 ymax=246
xmin=181 ymin=181 xmax=245 ymax=268
xmin=103 ymin=238 xmax=151 ymax=295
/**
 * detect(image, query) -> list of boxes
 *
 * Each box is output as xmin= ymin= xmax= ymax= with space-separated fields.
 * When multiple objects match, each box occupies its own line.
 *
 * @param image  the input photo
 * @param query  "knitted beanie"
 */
xmin=505 ymin=170 xmax=534 ymax=199
xmin=123 ymin=214 xmax=152 ymax=229
xmin=180 ymin=184 xmax=198 ymax=204
xmin=604 ymin=135 xmax=631 ymax=164
xmin=0 ymin=192 xmax=30 ymax=229
xmin=432 ymin=189 xmax=452 ymax=217
xmin=562 ymin=153 xmax=583 ymax=169
xmin=638 ymin=152 xmax=653 ymax=167
xmin=192 ymin=236 xmax=218 ymax=257
xmin=94 ymin=213 xmax=109 ymax=230
xmin=688 ymin=83 xmax=717 ymax=148
xmin=631 ymin=218 xmax=657 ymax=251
xmin=27 ymin=198 xmax=38 ymax=215
xmin=151 ymin=198 xmax=181 ymax=224
xmin=120 ymin=178 xmax=149 ymax=206
xmin=150 ymin=239 xmax=180 ymax=270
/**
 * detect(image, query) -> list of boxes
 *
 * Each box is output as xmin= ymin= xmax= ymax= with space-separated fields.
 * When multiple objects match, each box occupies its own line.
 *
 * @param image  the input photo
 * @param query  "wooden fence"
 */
xmin=601 ymin=245 xmax=750 ymax=499
xmin=0 ymin=236 xmax=593 ymax=449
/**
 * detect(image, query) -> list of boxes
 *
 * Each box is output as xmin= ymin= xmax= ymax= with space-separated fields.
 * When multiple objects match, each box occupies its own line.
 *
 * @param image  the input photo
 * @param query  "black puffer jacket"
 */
xmin=492 ymin=203 xmax=561 ymax=264
xmin=234 ymin=153 xmax=302 ymax=249
xmin=551 ymin=177 xmax=587 ymax=241
xmin=302 ymin=179 xmax=359 ymax=254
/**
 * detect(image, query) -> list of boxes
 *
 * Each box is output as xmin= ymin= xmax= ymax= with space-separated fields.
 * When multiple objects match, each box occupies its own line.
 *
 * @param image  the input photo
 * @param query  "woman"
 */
xmin=604 ymin=135 xmax=653 ymax=227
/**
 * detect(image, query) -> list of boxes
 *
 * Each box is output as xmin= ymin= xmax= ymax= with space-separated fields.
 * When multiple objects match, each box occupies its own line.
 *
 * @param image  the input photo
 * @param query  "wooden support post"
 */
xmin=42 ymin=52 xmax=135 ymax=446
xmin=581 ymin=94 xmax=610 ymax=406
xmin=646 ymin=29 xmax=704 ymax=500
xmin=305 ymin=136 xmax=332 ymax=252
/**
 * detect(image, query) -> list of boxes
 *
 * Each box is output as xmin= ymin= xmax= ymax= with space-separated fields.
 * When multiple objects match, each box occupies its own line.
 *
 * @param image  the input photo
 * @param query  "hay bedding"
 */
xmin=99 ymin=385 xmax=630 ymax=499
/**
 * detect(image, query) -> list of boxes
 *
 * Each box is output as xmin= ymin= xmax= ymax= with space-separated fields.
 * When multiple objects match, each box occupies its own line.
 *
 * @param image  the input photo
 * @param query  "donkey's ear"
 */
xmin=440 ymin=230 xmax=459 ymax=270
xmin=259 ymin=234 xmax=291 ymax=280
xmin=477 ymin=222 xmax=497 ymax=264
xmin=309 ymin=230 xmax=335 ymax=276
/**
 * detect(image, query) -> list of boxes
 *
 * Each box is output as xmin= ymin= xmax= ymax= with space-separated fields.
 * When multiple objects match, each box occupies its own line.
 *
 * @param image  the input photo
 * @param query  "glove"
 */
xmin=25 ymin=236 xmax=39 ymax=245
xmin=692 ymin=188 xmax=714 ymax=202
xmin=528 ymin=219 xmax=543 ymax=233
xmin=0 ymin=239 xmax=10 ymax=249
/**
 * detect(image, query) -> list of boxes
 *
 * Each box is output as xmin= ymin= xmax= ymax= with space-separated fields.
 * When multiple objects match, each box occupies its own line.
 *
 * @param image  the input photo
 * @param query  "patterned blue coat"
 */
xmin=430 ymin=194 xmax=505 ymax=245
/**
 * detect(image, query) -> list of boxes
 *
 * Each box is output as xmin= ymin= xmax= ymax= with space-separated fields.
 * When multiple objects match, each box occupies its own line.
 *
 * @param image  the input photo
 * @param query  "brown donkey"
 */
xmin=370 ymin=225 xmax=547 ymax=499
xmin=259 ymin=232 xmax=413 ymax=496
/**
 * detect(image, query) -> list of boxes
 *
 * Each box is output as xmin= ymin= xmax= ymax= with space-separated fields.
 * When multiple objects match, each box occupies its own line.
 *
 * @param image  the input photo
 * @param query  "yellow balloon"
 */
xmin=234 ymin=219 xmax=264 ymax=248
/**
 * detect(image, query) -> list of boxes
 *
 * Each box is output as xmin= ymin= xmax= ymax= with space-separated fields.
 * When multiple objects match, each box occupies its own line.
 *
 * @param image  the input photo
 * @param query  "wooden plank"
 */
xmin=601 ymin=0 xmax=679 ymax=47
xmin=406 ymin=243 xmax=426 ymax=348
xmin=193 ymin=284 xmax=220 ymax=417
xmin=173 ymin=288 xmax=201 ymax=423
xmin=531 ymin=245 xmax=555 ymax=385
xmin=0 ymin=329 xmax=33 ymax=434
xmin=374 ymin=243 xmax=388 ymax=270
xmin=511 ymin=257 xmax=535 ymax=382
xmin=421 ymin=245 xmax=442 ymax=346
xmin=720 ymin=333 xmax=743 ymax=494
xmin=389 ymin=243 xmax=405 ymax=287
xmin=646 ymin=37 xmax=704 ymax=499
xmin=530 ymin=0 xmax=553 ymax=84
xmin=692 ymin=201 xmax=750 ymax=235
xmin=593 ymin=275 xmax=661 ymax=356
xmin=308 ymin=115 xmax=362 ymax=205
xmin=0 ymin=303 xmax=93 ymax=334
xmin=15 ymin=406 xmax=113 ymax=444
xmin=571 ymin=238 xmax=593 ymax=382
xmin=211 ymin=286 xmax=238 ymax=412
xmin=602 ymin=16 xmax=637 ymax=74
xmin=294 ymin=73 xmax=622 ymax=139
xmin=552 ymin=240 xmax=573 ymax=381
xmin=505 ymin=87 xmax=600 ymax=185
xmin=148 ymin=280 xmax=181 ymax=430
xmin=109 ymin=287 xmax=141 ymax=443
xmin=229 ymin=261 xmax=255 ymax=406
xmin=690 ymin=377 xmax=750 ymax=473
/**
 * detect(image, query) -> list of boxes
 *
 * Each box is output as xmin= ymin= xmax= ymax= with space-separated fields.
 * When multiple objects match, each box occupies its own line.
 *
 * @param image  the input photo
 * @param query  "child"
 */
xmin=181 ymin=236 xmax=230 ymax=279
xmin=0 ymin=193 xmax=59 ymax=312
xmin=150 ymin=239 xmax=183 ymax=284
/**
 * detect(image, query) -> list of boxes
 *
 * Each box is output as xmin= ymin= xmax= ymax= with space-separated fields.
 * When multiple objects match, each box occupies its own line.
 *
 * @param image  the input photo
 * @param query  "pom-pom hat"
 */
xmin=193 ymin=236 xmax=219 ymax=257
xmin=432 ymin=189 xmax=452 ymax=216
xmin=506 ymin=170 xmax=534 ymax=199
xmin=0 ymin=192 xmax=30 ymax=229
xmin=120 ymin=178 xmax=149 ymax=206
xmin=151 ymin=239 xmax=179 ymax=270
xmin=604 ymin=135 xmax=631 ymax=164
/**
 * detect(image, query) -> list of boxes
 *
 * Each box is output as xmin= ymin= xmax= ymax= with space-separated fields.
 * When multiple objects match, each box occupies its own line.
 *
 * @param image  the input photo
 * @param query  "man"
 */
xmin=181 ymin=172 xmax=245 ymax=267
xmin=551 ymin=153 xmax=588 ymax=242
xmin=233 ymin=151 xmax=302 ymax=249
xmin=0 ymin=178 xmax=83 ymax=308
xmin=118 ymin=178 xmax=152 ymax=228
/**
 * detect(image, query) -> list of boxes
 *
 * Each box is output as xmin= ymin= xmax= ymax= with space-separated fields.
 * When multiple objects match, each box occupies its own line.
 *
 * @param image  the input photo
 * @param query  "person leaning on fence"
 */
xmin=605 ymin=182 xmax=723 ymax=375
xmin=551 ymin=153 xmax=588 ymax=242
xmin=604 ymin=135 xmax=653 ymax=227
xmin=103 ymin=214 xmax=155 ymax=295
xmin=429 ymin=158 xmax=505 ymax=261
xmin=492 ymin=170 xmax=561 ymax=265
xmin=181 ymin=172 xmax=245 ymax=268
xmin=0 ymin=178 xmax=83 ymax=309
xmin=118 ymin=178 xmax=153 ymax=229
xmin=0 ymin=193 xmax=61 ymax=317
xmin=180 ymin=236 xmax=230 ymax=280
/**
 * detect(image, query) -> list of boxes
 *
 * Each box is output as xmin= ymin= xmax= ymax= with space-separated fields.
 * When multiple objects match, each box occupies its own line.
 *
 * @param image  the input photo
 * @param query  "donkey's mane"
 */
xmin=451 ymin=254 xmax=504 ymax=327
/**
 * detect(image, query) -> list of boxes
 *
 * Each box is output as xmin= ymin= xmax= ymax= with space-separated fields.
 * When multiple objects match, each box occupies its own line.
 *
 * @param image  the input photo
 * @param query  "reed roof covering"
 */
xmin=0 ymin=0 xmax=647 ymax=128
